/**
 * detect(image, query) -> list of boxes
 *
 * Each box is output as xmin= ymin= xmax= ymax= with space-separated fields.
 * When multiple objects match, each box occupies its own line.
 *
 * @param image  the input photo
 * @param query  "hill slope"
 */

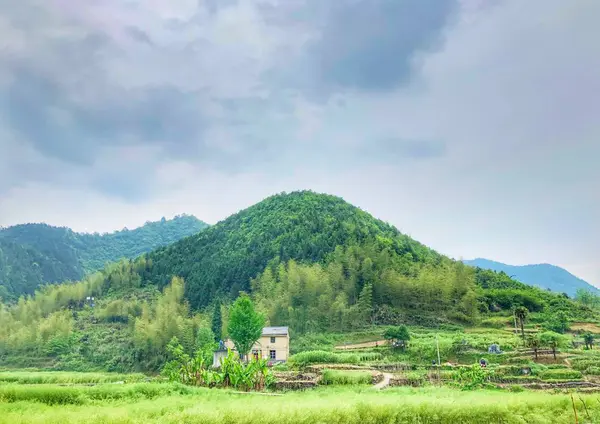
xmin=0 ymin=215 xmax=208 ymax=300
xmin=0 ymin=191 xmax=593 ymax=372
xmin=463 ymin=258 xmax=599 ymax=297
xmin=144 ymin=191 xmax=443 ymax=309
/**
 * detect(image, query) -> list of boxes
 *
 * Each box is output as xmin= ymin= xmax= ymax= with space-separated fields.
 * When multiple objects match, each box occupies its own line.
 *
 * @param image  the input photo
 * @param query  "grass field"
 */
xmin=0 ymin=383 xmax=598 ymax=424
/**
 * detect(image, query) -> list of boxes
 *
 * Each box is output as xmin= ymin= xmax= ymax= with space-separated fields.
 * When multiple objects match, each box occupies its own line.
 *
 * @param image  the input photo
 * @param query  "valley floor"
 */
xmin=1 ymin=382 xmax=599 ymax=424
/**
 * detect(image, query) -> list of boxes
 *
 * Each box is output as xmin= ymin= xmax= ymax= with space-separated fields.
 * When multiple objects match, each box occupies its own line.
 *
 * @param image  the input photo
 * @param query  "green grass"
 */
xmin=288 ymin=350 xmax=359 ymax=366
xmin=321 ymin=369 xmax=372 ymax=385
xmin=0 ymin=383 xmax=191 ymax=405
xmin=538 ymin=369 xmax=583 ymax=381
xmin=0 ymin=371 xmax=146 ymax=385
xmin=1 ymin=385 xmax=599 ymax=423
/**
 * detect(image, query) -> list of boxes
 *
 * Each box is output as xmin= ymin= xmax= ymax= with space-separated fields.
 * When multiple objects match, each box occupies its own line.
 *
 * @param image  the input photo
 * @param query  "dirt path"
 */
xmin=334 ymin=340 xmax=387 ymax=350
xmin=374 ymin=372 xmax=393 ymax=390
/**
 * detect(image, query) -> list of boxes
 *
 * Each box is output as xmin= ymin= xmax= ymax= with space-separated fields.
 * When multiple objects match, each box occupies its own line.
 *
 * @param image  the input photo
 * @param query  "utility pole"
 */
xmin=436 ymin=334 xmax=441 ymax=366
xmin=436 ymin=334 xmax=441 ymax=384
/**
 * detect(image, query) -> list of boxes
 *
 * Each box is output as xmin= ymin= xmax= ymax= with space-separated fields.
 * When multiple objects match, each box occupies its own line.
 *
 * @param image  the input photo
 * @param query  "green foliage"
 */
xmin=132 ymin=277 xmax=200 ymax=370
xmin=575 ymin=288 xmax=600 ymax=309
xmin=227 ymin=294 xmax=264 ymax=359
xmin=571 ymin=358 xmax=600 ymax=371
xmin=321 ymin=369 xmax=372 ymax=385
xmin=452 ymin=363 xmax=493 ymax=390
xmin=163 ymin=340 xmax=273 ymax=391
xmin=538 ymin=331 xmax=567 ymax=359
xmin=384 ymin=325 xmax=411 ymax=350
xmin=288 ymin=350 xmax=359 ymax=366
xmin=0 ymin=216 xmax=207 ymax=300
xmin=144 ymin=191 xmax=442 ymax=309
xmin=253 ymin=244 xmax=480 ymax=334
xmin=0 ymin=371 xmax=145 ymax=384
xmin=543 ymin=310 xmax=570 ymax=334
xmin=538 ymin=369 xmax=582 ymax=381
xmin=584 ymin=366 xmax=600 ymax=375
xmin=583 ymin=332 xmax=595 ymax=350
xmin=211 ymin=300 xmax=223 ymax=341
xmin=0 ymin=382 xmax=191 ymax=405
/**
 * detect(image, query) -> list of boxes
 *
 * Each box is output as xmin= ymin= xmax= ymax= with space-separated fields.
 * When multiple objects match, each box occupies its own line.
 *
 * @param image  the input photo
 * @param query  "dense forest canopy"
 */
xmin=144 ymin=191 xmax=443 ymax=309
xmin=0 ymin=215 xmax=208 ymax=301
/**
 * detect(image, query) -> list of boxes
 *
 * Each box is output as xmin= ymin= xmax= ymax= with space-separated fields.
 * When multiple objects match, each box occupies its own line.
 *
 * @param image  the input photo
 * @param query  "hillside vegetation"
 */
xmin=0 ymin=215 xmax=208 ymax=301
xmin=0 ymin=191 xmax=595 ymax=373
xmin=146 ymin=191 xmax=443 ymax=309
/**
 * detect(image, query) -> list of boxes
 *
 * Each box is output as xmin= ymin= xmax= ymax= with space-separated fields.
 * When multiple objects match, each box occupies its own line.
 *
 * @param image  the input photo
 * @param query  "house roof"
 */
xmin=262 ymin=326 xmax=289 ymax=336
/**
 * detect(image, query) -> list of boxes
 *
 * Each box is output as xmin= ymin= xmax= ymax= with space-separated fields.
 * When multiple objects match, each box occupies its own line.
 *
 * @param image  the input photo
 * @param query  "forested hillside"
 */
xmin=145 ymin=191 xmax=443 ymax=309
xmin=464 ymin=258 xmax=599 ymax=297
xmin=0 ymin=191 xmax=594 ymax=372
xmin=0 ymin=215 xmax=208 ymax=301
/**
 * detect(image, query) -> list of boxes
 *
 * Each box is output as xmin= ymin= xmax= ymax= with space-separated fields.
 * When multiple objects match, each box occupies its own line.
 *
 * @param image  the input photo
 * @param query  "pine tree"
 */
xmin=211 ymin=300 xmax=222 ymax=341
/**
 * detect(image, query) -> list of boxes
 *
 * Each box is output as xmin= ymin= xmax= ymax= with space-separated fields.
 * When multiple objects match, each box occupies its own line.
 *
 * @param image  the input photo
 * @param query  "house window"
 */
xmin=270 ymin=350 xmax=276 ymax=360
xmin=270 ymin=336 xmax=276 ymax=343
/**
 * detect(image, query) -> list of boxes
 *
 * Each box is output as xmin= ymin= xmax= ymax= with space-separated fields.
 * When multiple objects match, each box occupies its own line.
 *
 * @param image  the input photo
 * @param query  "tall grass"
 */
xmin=0 ymin=386 xmax=599 ymax=423
xmin=320 ymin=370 xmax=372 ymax=385
xmin=0 ymin=383 xmax=191 ymax=405
xmin=0 ymin=371 xmax=146 ymax=385
xmin=288 ymin=351 xmax=359 ymax=366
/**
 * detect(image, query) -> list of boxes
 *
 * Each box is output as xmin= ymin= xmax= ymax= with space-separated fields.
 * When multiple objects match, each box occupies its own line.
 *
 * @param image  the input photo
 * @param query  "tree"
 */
xmin=575 ymin=289 xmax=600 ymax=309
xmin=539 ymin=331 xmax=565 ymax=360
xmin=527 ymin=334 xmax=541 ymax=360
xmin=384 ymin=325 xmax=411 ymax=350
xmin=211 ymin=300 xmax=222 ymax=341
xmin=514 ymin=306 xmax=529 ymax=343
xmin=357 ymin=283 xmax=373 ymax=324
xmin=545 ymin=310 xmax=569 ymax=334
xmin=227 ymin=294 xmax=265 ymax=361
xmin=583 ymin=332 xmax=594 ymax=350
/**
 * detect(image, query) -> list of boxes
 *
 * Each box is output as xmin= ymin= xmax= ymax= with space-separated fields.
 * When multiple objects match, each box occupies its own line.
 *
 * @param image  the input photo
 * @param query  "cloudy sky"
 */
xmin=0 ymin=0 xmax=598 ymax=286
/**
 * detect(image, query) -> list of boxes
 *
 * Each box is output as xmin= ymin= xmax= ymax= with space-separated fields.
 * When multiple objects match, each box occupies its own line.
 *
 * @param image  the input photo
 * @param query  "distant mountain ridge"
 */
xmin=0 ymin=215 xmax=208 ymax=300
xmin=463 ymin=258 xmax=598 ymax=297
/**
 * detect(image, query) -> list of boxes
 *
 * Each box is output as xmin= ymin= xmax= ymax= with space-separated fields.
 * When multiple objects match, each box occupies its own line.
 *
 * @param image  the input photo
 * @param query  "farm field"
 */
xmin=1 ymin=376 xmax=600 ymax=424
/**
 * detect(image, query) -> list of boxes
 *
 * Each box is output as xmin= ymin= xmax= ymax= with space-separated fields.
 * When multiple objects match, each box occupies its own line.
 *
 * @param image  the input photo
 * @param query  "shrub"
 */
xmin=584 ymin=366 xmax=600 ymax=375
xmin=538 ymin=369 xmax=582 ymax=381
xmin=571 ymin=358 xmax=600 ymax=371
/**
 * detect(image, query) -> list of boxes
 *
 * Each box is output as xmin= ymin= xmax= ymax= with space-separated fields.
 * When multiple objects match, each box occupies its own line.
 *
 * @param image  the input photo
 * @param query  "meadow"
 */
xmin=0 ymin=380 xmax=599 ymax=424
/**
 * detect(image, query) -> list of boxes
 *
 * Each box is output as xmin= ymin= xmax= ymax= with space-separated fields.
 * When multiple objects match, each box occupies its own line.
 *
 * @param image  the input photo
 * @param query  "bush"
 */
xmin=538 ymin=369 xmax=582 ymax=381
xmin=585 ymin=366 xmax=600 ymax=375
xmin=321 ymin=369 xmax=372 ymax=385
xmin=571 ymin=358 xmax=600 ymax=371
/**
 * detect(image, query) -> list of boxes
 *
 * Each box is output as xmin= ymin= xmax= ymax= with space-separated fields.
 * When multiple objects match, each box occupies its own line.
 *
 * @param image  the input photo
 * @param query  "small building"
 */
xmin=219 ymin=326 xmax=289 ymax=365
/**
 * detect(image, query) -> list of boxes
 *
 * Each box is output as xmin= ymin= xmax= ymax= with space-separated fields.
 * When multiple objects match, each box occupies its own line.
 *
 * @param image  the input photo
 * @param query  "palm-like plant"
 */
xmin=527 ymin=335 xmax=541 ymax=360
xmin=514 ymin=306 xmax=529 ymax=343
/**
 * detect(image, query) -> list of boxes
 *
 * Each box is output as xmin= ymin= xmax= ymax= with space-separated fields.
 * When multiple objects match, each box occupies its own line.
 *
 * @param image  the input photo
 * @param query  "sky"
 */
xmin=0 ymin=0 xmax=598 ymax=286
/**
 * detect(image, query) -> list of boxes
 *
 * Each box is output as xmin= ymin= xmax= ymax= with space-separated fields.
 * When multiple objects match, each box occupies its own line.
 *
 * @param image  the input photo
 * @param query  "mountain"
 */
xmin=0 ymin=215 xmax=208 ymax=300
xmin=463 ymin=258 xmax=599 ymax=297
xmin=1 ymin=191 xmax=592 ymax=372
xmin=144 ymin=191 xmax=444 ymax=309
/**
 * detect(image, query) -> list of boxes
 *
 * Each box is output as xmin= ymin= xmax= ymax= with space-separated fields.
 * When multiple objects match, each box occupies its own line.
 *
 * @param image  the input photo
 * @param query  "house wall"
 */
xmin=253 ymin=334 xmax=289 ymax=361
xmin=223 ymin=334 xmax=289 ymax=362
